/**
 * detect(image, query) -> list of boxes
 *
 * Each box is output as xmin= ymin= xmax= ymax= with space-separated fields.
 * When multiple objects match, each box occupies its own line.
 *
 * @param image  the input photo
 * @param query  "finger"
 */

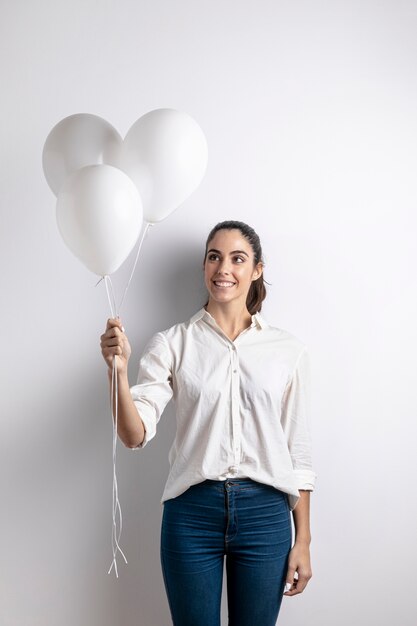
xmin=285 ymin=567 xmax=296 ymax=590
xmin=101 ymin=328 xmax=124 ymax=345
xmin=295 ymin=570 xmax=312 ymax=594
xmin=100 ymin=331 xmax=119 ymax=345
xmin=102 ymin=345 xmax=124 ymax=358
xmin=103 ymin=337 xmax=123 ymax=349
xmin=283 ymin=571 xmax=298 ymax=596
xmin=106 ymin=318 xmax=124 ymax=332
xmin=103 ymin=327 xmax=123 ymax=342
xmin=102 ymin=327 xmax=124 ymax=345
xmin=284 ymin=571 xmax=311 ymax=596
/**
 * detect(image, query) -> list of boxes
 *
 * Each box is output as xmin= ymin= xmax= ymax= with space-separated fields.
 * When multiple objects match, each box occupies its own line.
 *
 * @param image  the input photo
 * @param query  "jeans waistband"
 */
xmin=203 ymin=477 xmax=259 ymax=486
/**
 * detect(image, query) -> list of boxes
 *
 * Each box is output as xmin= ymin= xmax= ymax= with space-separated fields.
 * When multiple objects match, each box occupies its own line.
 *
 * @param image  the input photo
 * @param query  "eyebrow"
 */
xmin=207 ymin=248 xmax=249 ymax=257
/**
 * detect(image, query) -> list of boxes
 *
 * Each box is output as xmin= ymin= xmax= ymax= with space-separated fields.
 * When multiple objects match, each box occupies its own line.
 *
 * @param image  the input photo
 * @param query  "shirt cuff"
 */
xmin=293 ymin=469 xmax=317 ymax=491
xmin=126 ymin=397 xmax=156 ymax=450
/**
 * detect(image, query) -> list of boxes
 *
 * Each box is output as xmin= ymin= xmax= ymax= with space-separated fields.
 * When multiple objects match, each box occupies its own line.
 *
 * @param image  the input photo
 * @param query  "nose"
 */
xmin=217 ymin=258 xmax=231 ymax=274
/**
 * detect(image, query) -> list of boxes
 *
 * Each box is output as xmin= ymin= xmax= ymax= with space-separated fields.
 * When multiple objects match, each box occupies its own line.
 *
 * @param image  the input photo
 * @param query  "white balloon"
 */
xmin=120 ymin=108 xmax=208 ymax=223
xmin=43 ymin=114 xmax=122 ymax=196
xmin=56 ymin=165 xmax=143 ymax=276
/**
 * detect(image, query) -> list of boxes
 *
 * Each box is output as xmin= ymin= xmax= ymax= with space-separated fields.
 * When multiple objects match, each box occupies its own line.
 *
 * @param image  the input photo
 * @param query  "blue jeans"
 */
xmin=160 ymin=477 xmax=292 ymax=626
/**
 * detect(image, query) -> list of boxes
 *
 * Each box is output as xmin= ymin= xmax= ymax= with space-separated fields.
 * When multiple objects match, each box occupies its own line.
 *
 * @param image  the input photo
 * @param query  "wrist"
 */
xmin=107 ymin=366 xmax=129 ymax=382
xmin=294 ymin=536 xmax=311 ymax=547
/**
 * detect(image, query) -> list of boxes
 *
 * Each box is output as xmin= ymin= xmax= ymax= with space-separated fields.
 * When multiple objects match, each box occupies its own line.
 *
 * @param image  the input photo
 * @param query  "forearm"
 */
xmin=292 ymin=490 xmax=312 ymax=545
xmin=107 ymin=369 xmax=145 ymax=448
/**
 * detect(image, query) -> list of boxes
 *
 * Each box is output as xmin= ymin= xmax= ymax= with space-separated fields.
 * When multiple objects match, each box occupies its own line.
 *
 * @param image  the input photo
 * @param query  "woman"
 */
xmin=100 ymin=220 xmax=317 ymax=626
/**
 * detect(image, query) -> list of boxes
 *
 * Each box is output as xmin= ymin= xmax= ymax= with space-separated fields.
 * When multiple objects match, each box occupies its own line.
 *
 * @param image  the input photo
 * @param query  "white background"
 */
xmin=1 ymin=1 xmax=416 ymax=624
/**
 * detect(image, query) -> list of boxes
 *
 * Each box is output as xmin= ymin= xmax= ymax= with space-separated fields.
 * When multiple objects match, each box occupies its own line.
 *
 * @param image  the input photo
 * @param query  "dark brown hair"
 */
xmin=203 ymin=220 xmax=267 ymax=314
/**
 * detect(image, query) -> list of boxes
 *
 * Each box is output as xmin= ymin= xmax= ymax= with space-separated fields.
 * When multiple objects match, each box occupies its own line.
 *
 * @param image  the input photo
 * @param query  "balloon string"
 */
xmin=104 ymin=275 xmax=117 ymax=319
xmin=108 ymin=353 xmax=128 ymax=577
xmin=117 ymin=221 xmax=153 ymax=315
xmin=100 ymin=223 xmax=154 ymax=578
xmin=103 ymin=276 xmax=127 ymax=578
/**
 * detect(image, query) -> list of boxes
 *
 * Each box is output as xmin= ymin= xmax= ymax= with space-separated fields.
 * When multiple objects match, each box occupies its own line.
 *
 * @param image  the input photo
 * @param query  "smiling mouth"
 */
xmin=213 ymin=280 xmax=236 ymax=288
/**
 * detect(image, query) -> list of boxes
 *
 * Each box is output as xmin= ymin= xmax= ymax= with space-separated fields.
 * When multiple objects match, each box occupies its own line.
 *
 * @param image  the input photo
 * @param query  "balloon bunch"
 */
xmin=42 ymin=109 xmax=208 ymax=577
xmin=43 ymin=109 xmax=208 ymax=275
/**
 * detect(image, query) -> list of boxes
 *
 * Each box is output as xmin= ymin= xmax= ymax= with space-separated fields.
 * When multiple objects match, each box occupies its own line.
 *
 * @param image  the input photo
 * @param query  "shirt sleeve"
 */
xmin=128 ymin=331 xmax=173 ymax=449
xmin=280 ymin=346 xmax=317 ymax=491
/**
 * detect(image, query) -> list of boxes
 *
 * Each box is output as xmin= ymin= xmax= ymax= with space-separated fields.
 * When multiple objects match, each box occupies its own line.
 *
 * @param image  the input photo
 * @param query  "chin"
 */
xmin=211 ymin=293 xmax=238 ymax=303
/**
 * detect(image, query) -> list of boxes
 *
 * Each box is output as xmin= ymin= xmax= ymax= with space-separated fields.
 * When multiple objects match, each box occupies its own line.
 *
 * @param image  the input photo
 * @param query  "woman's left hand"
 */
xmin=283 ymin=542 xmax=313 ymax=596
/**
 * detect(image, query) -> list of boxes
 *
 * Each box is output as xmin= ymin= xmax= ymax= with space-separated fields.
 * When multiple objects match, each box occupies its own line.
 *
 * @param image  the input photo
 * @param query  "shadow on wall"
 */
xmin=12 ymin=241 xmax=209 ymax=512
xmin=108 ymin=243 xmax=210 ymax=622
xmin=6 ymin=240 xmax=218 ymax=624
xmin=128 ymin=242 xmax=209 ymax=335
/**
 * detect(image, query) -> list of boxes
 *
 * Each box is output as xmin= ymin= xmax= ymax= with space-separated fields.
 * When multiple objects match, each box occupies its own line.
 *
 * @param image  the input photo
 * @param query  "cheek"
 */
xmin=203 ymin=267 xmax=212 ymax=284
xmin=236 ymin=267 xmax=253 ymax=281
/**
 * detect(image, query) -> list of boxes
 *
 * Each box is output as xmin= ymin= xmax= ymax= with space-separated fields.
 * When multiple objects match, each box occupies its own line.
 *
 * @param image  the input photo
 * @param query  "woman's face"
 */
xmin=203 ymin=229 xmax=263 ymax=307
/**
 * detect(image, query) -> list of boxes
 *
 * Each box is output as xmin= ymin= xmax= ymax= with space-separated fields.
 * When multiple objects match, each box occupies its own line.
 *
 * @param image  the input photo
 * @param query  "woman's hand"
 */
xmin=100 ymin=318 xmax=131 ymax=376
xmin=283 ymin=542 xmax=313 ymax=596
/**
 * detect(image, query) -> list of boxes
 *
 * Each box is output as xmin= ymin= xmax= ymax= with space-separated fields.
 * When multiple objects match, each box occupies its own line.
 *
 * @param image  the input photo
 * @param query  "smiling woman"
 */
xmin=100 ymin=219 xmax=317 ymax=626
xmin=202 ymin=221 xmax=267 ymax=330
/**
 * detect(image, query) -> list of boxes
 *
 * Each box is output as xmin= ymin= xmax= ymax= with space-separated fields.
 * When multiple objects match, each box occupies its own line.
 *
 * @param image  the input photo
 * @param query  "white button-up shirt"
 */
xmin=129 ymin=307 xmax=317 ymax=511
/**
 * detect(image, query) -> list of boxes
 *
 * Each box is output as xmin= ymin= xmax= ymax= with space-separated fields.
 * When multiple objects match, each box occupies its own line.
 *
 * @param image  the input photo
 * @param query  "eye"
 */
xmin=234 ymin=256 xmax=245 ymax=263
xmin=207 ymin=253 xmax=220 ymax=261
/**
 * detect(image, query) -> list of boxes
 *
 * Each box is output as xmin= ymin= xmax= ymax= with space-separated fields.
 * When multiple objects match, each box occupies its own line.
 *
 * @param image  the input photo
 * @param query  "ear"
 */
xmin=252 ymin=262 xmax=263 ymax=281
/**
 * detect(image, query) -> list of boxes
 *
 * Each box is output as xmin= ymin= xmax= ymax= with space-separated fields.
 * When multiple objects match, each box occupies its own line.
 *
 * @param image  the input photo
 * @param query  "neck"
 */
xmin=204 ymin=301 xmax=252 ymax=334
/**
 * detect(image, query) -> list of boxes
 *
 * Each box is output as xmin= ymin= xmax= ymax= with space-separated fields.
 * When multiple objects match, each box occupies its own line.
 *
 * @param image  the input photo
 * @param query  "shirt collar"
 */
xmin=189 ymin=307 xmax=267 ymax=330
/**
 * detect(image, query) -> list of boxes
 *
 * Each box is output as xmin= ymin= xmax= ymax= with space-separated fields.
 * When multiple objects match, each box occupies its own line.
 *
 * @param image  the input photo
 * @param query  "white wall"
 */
xmin=1 ymin=1 xmax=416 ymax=624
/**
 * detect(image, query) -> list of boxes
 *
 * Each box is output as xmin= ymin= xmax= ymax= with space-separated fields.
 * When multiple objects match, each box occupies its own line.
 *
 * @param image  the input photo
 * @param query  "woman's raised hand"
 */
xmin=100 ymin=318 xmax=132 ymax=375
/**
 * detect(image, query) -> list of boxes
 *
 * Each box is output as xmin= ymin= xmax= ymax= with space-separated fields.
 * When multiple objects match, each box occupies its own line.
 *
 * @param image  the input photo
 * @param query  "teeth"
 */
xmin=214 ymin=281 xmax=235 ymax=287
